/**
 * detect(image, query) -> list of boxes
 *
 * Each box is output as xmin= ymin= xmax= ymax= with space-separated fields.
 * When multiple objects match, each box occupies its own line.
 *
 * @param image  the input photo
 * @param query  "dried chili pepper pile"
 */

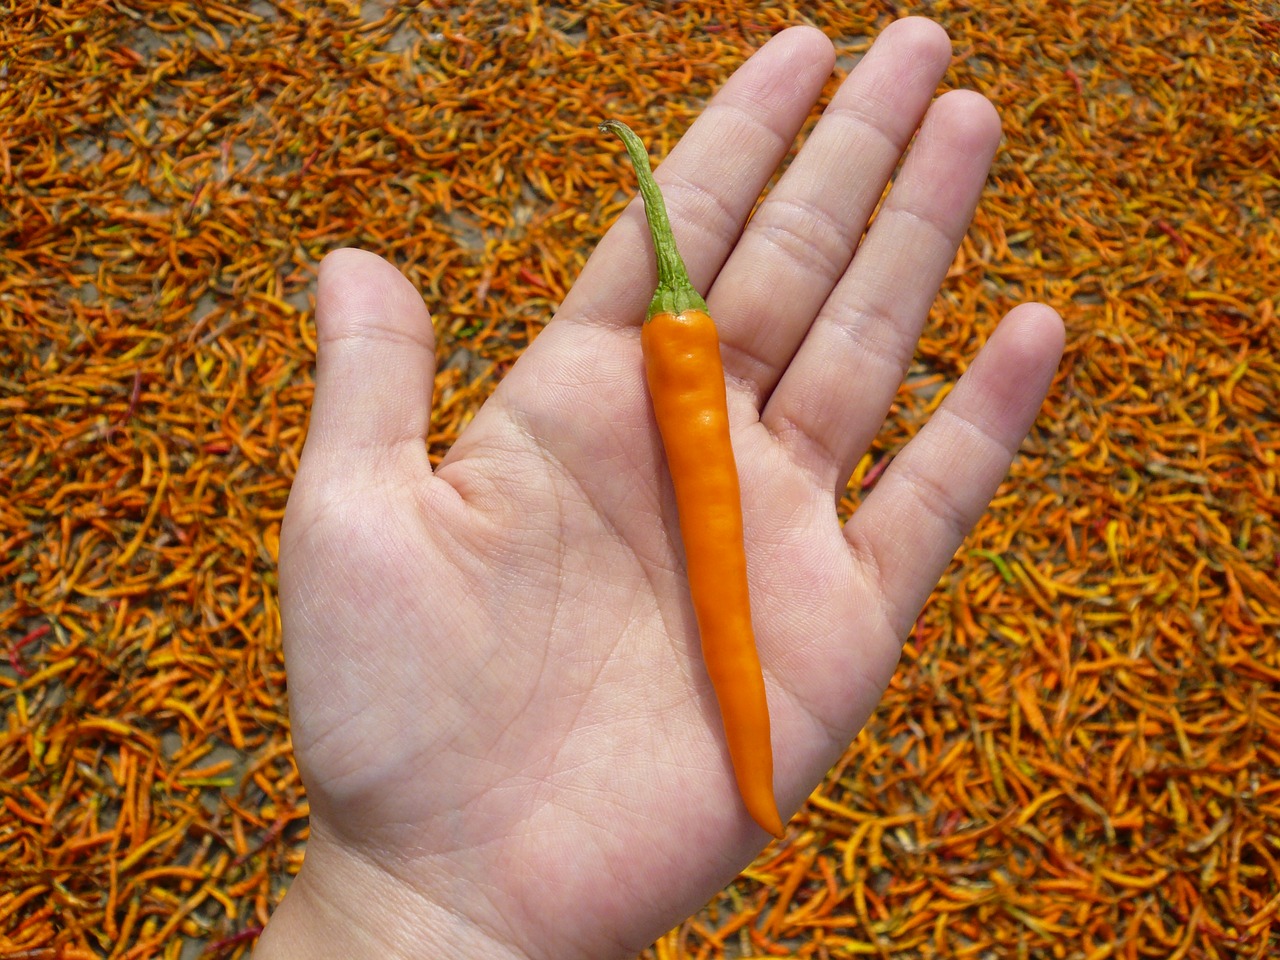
xmin=2 ymin=2 xmax=1276 ymax=957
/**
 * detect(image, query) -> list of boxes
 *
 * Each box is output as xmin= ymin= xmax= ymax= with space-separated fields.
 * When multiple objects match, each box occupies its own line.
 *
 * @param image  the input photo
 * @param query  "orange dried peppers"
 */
xmin=601 ymin=118 xmax=784 ymax=839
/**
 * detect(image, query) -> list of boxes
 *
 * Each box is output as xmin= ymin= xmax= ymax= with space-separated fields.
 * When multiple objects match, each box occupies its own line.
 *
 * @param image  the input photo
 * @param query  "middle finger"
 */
xmin=707 ymin=17 xmax=953 ymax=406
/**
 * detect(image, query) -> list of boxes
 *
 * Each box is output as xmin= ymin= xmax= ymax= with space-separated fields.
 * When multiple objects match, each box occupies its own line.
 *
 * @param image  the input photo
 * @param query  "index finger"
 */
xmin=560 ymin=26 xmax=836 ymax=330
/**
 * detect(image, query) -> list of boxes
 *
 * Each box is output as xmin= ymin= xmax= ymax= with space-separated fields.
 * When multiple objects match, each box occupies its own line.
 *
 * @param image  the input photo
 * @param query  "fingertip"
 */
xmin=316 ymin=247 xmax=434 ymax=345
xmin=932 ymin=88 xmax=1003 ymax=148
xmin=739 ymin=24 xmax=836 ymax=103
xmin=1000 ymin=302 xmax=1067 ymax=367
xmin=317 ymin=246 xmax=390 ymax=295
xmin=769 ymin=23 xmax=836 ymax=59
xmin=318 ymin=244 xmax=382 ymax=279
xmin=884 ymin=14 xmax=951 ymax=42
xmin=307 ymin=246 xmax=438 ymax=464
xmin=959 ymin=302 xmax=1066 ymax=442
xmin=878 ymin=15 xmax=953 ymax=66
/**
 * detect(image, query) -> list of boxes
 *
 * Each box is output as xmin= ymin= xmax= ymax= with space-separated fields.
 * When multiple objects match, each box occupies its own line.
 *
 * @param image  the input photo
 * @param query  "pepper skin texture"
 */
xmin=601 ymin=117 xmax=784 ymax=839
xmin=642 ymin=309 xmax=784 ymax=839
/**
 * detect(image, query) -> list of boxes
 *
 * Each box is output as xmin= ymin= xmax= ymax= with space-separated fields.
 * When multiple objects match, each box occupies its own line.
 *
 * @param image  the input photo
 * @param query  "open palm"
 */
xmin=259 ymin=19 xmax=1064 ymax=960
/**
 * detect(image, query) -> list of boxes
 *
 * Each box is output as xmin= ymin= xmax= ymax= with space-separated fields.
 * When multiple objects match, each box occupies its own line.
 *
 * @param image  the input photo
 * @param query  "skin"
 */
xmin=256 ymin=18 xmax=1065 ymax=960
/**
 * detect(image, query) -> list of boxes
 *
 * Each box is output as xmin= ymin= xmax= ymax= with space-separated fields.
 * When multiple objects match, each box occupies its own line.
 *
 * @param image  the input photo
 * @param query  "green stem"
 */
xmin=600 ymin=118 xmax=708 ymax=319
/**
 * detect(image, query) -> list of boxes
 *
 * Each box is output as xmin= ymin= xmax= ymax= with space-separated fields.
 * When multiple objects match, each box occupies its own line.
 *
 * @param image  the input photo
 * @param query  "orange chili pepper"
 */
xmin=601 ymin=118 xmax=784 ymax=839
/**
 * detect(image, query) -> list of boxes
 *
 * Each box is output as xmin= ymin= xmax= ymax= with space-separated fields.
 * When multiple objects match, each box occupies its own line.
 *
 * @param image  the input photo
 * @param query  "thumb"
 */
xmin=304 ymin=247 xmax=437 ymax=474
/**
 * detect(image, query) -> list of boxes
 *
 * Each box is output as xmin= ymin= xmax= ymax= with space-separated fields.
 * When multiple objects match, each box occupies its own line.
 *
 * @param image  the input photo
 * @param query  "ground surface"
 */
xmin=1 ymin=1 xmax=1277 ymax=958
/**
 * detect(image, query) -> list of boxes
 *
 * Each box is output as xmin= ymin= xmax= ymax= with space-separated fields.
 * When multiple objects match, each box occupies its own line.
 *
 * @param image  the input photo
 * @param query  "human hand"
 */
xmin=255 ymin=18 xmax=1064 ymax=960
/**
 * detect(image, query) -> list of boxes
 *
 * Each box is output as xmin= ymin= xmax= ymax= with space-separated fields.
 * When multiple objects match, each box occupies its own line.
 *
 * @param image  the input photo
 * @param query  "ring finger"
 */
xmin=762 ymin=87 xmax=1004 ymax=491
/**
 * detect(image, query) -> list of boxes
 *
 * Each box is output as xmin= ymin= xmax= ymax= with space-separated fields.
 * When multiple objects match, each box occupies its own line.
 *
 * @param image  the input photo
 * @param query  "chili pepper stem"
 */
xmin=599 ymin=119 xmax=708 ymax=320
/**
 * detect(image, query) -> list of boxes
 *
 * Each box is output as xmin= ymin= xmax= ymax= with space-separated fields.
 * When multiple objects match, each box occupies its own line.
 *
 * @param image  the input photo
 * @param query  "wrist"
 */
xmin=254 ymin=833 xmax=530 ymax=960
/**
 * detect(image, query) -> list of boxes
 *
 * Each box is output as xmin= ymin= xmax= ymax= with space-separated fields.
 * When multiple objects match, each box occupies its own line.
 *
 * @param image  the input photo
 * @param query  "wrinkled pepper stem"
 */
xmin=599 ymin=119 xmax=708 ymax=320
